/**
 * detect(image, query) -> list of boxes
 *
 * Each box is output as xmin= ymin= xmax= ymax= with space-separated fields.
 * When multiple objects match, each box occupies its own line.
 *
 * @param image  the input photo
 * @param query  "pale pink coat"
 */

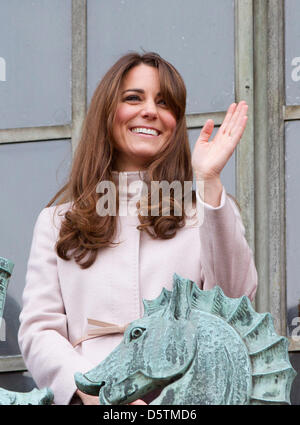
xmin=18 ymin=171 xmax=257 ymax=405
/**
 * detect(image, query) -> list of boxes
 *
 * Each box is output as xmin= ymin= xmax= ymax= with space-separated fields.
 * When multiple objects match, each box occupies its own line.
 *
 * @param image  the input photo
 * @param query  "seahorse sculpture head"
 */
xmin=75 ymin=274 xmax=297 ymax=405
xmin=0 ymin=257 xmax=54 ymax=405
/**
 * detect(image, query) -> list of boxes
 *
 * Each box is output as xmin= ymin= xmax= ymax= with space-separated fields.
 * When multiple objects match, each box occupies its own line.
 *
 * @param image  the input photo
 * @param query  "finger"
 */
xmin=219 ymin=103 xmax=237 ymax=135
xmin=232 ymin=115 xmax=248 ymax=142
xmin=227 ymin=101 xmax=246 ymax=131
xmin=228 ymin=115 xmax=248 ymax=151
xmin=226 ymin=102 xmax=248 ymax=136
xmin=198 ymin=119 xmax=214 ymax=143
xmin=129 ymin=399 xmax=147 ymax=405
xmin=229 ymin=105 xmax=248 ymax=139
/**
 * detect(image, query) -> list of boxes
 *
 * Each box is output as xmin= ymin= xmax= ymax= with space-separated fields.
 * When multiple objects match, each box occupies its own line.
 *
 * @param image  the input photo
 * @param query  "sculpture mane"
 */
xmin=75 ymin=273 xmax=297 ymax=405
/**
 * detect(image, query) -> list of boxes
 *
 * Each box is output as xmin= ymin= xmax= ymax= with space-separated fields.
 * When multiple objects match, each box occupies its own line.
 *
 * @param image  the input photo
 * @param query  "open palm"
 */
xmin=192 ymin=101 xmax=248 ymax=180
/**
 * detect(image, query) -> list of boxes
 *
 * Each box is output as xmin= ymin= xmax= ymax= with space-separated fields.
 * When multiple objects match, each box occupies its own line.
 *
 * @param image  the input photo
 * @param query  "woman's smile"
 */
xmin=130 ymin=126 xmax=161 ymax=137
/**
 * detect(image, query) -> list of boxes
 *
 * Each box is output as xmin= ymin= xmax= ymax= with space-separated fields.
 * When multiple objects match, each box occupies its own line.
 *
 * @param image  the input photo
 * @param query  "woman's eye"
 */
xmin=129 ymin=327 xmax=145 ymax=341
xmin=158 ymin=99 xmax=167 ymax=106
xmin=124 ymin=95 xmax=140 ymax=102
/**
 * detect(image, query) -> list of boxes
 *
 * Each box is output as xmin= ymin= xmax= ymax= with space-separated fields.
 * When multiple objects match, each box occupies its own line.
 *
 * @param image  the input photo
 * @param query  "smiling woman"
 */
xmin=18 ymin=51 xmax=258 ymax=405
xmin=112 ymin=64 xmax=177 ymax=171
xmin=48 ymin=52 xmax=193 ymax=247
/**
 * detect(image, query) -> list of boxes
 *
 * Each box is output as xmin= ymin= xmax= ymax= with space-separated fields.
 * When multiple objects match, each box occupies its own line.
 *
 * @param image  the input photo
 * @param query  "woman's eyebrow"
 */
xmin=122 ymin=88 xmax=144 ymax=94
xmin=121 ymin=89 xmax=162 ymax=96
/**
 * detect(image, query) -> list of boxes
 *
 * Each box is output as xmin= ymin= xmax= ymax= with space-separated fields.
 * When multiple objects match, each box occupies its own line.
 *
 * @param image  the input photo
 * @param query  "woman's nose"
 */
xmin=140 ymin=100 xmax=158 ymax=119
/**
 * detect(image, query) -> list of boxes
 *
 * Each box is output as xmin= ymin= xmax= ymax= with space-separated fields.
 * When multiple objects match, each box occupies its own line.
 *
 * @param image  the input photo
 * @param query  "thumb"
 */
xmin=198 ymin=119 xmax=214 ymax=143
xmin=129 ymin=399 xmax=147 ymax=405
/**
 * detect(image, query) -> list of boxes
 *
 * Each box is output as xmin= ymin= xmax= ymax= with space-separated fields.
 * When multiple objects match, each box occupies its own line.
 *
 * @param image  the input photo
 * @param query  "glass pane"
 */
xmin=0 ymin=140 xmax=72 ymax=355
xmin=289 ymin=353 xmax=300 ymax=405
xmin=0 ymin=0 xmax=72 ymax=129
xmin=285 ymin=121 xmax=300 ymax=336
xmin=0 ymin=371 xmax=36 ymax=393
xmin=87 ymin=0 xmax=235 ymax=114
xmin=285 ymin=0 xmax=300 ymax=106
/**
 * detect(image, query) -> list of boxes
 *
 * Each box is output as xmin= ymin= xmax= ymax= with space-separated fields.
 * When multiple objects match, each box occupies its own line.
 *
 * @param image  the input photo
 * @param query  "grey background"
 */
xmin=285 ymin=0 xmax=300 ymax=105
xmin=0 ymin=0 xmax=72 ymax=129
xmin=87 ymin=0 xmax=235 ymax=114
xmin=0 ymin=139 xmax=72 ymax=356
xmin=285 ymin=121 xmax=300 ymax=336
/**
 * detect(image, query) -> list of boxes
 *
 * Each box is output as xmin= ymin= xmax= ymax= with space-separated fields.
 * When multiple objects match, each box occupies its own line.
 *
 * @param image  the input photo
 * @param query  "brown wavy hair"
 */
xmin=46 ymin=52 xmax=194 ymax=269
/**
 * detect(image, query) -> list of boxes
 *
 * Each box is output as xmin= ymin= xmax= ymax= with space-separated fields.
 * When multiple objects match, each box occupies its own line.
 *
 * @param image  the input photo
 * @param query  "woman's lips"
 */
xmin=130 ymin=127 xmax=161 ymax=136
xmin=129 ymin=128 xmax=160 ymax=138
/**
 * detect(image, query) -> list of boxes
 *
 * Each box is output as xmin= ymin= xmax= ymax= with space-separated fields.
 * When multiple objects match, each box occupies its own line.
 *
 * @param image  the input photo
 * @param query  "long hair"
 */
xmin=46 ymin=52 xmax=193 ymax=269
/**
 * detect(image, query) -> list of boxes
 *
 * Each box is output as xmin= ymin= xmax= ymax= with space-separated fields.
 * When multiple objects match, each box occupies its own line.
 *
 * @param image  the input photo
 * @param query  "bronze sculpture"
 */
xmin=0 ymin=256 xmax=54 ymax=405
xmin=75 ymin=273 xmax=297 ymax=405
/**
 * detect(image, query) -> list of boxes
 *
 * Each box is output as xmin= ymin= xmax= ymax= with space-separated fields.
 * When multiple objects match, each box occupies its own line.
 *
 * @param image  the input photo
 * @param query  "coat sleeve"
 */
xmin=197 ymin=186 xmax=258 ymax=301
xmin=18 ymin=208 xmax=95 ymax=405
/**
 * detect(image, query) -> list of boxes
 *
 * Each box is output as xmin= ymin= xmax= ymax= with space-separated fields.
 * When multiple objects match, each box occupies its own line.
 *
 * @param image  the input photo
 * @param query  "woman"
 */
xmin=18 ymin=52 xmax=257 ymax=405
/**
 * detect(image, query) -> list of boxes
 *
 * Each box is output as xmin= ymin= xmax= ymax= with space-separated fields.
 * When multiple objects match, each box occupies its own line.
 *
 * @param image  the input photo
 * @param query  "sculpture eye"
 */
xmin=129 ymin=327 xmax=145 ymax=341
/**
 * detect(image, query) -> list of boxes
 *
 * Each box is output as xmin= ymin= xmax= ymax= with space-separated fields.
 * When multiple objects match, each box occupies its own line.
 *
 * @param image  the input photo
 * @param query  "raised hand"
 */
xmin=191 ymin=101 xmax=248 ymax=181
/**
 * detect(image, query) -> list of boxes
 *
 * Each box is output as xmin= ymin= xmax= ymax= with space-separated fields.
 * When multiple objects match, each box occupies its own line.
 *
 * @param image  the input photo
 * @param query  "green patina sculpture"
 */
xmin=0 ymin=256 xmax=54 ymax=405
xmin=75 ymin=273 xmax=297 ymax=405
xmin=0 ymin=257 xmax=13 ymax=323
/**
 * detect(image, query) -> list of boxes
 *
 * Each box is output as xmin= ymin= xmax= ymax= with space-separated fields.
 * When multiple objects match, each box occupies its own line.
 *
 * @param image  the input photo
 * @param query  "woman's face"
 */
xmin=112 ymin=64 xmax=177 ymax=171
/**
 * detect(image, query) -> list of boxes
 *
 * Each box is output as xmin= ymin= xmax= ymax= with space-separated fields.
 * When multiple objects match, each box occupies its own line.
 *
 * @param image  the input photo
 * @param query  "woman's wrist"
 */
xmin=195 ymin=174 xmax=223 ymax=208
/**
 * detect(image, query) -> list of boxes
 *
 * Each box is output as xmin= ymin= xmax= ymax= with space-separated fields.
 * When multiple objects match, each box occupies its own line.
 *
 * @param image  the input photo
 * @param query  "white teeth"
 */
xmin=131 ymin=127 xmax=159 ymax=136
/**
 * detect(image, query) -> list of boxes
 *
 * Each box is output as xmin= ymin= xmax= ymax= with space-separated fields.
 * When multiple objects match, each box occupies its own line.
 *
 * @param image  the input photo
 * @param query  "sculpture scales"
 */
xmin=0 ymin=256 xmax=53 ymax=405
xmin=75 ymin=273 xmax=297 ymax=405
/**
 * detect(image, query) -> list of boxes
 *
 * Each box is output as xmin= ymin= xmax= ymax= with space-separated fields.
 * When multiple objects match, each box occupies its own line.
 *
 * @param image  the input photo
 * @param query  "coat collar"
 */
xmin=111 ymin=171 xmax=149 ymax=202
